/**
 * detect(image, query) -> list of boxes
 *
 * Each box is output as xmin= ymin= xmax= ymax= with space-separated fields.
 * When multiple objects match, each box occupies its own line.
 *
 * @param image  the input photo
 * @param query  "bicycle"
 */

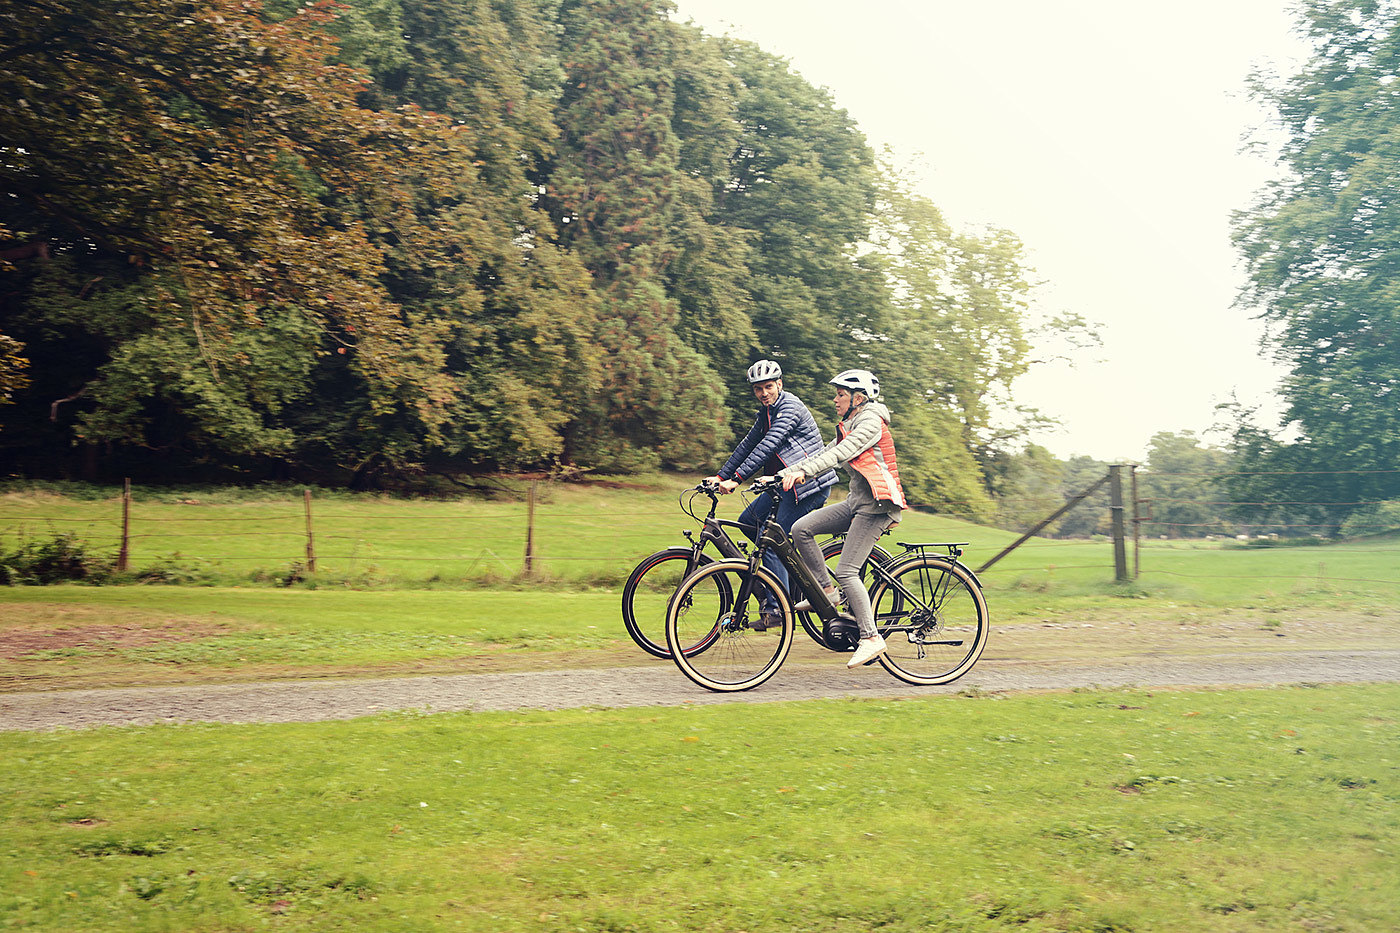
xmin=663 ymin=477 xmax=990 ymax=692
xmin=621 ymin=482 xmax=894 ymax=659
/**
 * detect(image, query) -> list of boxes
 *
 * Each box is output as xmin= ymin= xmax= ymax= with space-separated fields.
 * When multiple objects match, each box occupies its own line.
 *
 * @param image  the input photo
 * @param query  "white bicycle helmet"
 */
xmin=829 ymin=369 xmax=880 ymax=400
xmin=746 ymin=359 xmax=783 ymax=384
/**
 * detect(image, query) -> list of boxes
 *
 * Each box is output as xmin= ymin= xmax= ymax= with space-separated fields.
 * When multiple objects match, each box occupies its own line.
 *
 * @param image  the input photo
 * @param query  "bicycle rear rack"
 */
xmin=895 ymin=541 xmax=968 ymax=558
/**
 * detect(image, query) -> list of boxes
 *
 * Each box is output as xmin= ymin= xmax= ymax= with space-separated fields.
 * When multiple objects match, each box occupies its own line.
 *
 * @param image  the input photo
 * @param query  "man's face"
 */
xmin=753 ymin=378 xmax=781 ymax=406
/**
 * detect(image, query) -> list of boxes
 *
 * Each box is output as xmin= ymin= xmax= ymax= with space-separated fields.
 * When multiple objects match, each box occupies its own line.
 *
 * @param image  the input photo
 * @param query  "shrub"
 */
xmin=0 ymin=531 xmax=115 ymax=584
xmin=1339 ymin=499 xmax=1400 ymax=538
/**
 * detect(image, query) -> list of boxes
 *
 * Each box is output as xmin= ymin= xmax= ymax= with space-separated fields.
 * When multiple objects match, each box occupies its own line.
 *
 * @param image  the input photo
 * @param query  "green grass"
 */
xmin=0 ymin=476 xmax=1164 ymax=588
xmin=0 ymin=588 xmax=629 ymax=690
xmin=2 ymin=478 xmax=1397 ymax=689
xmin=2 ymin=684 xmax=1396 ymax=931
xmin=3 ymin=476 xmax=1395 ymax=596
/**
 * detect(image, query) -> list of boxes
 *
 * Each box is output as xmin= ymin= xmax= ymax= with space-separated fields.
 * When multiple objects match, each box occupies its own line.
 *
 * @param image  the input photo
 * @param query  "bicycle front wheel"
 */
xmin=621 ymin=548 xmax=715 ymax=659
xmin=665 ymin=560 xmax=795 ymax=692
xmin=868 ymin=556 xmax=989 ymax=685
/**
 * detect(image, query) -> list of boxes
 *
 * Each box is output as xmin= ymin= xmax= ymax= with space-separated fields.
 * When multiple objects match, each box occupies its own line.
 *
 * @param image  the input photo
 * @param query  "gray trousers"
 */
xmin=790 ymin=498 xmax=896 ymax=639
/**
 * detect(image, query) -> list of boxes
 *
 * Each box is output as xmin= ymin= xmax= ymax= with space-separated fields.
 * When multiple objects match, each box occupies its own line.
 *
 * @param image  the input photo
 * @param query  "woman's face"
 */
xmin=833 ymin=388 xmax=852 ymax=419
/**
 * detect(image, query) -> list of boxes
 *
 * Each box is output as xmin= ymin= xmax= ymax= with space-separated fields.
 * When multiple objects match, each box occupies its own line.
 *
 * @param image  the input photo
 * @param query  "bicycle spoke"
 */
xmin=622 ymin=549 xmax=714 ymax=659
xmin=666 ymin=561 xmax=794 ymax=692
xmin=869 ymin=556 xmax=988 ymax=685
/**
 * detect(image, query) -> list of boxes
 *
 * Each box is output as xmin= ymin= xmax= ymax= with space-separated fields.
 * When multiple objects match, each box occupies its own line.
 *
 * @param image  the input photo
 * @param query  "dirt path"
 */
xmin=4 ymin=608 xmax=1399 ymax=731
xmin=4 ymin=648 xmax=1398 ymax=731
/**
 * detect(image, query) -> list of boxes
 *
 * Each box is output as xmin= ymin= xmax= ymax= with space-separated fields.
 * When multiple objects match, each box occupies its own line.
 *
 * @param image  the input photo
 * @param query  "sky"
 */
xmin=671 ymin=0 xmax=1313 ymax=463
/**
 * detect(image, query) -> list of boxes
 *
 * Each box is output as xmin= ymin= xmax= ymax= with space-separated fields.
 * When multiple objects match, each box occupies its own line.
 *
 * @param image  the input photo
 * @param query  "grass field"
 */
xmin=2 ymin=482 xmax=1398 ymax=931
xmin=1 ymin=478 xmax=1397 ymax=691
xmin=2 ymin=684 xmax=1397 ymax=932
xmin=0 ymin=475 xmax=1039 ymax=586
xmin=5 ymin=476 xmax=1393 ymax=595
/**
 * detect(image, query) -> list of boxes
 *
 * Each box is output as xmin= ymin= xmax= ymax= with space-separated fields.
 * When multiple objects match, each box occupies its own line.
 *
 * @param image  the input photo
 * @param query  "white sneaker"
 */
xmin=793 ymin=590 xmax=838 ymax=613
xmin=847 ymin=635 xmax=887 ymax=668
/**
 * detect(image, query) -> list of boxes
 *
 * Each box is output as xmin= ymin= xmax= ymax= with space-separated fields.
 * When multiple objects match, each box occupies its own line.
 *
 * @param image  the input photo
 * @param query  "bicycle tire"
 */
xmin=621 ymin=548 xmax=719 ymax=659
xmin=868 ymin=555 xmax=989 ymax=685
xmin=798 ymin=540 xmax=897 ymax=650
xmin=665 ymin=559 xmax=795 ymax=692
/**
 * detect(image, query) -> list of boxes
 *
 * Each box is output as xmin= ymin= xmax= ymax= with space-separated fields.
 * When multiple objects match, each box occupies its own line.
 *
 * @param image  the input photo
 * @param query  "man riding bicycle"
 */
xmin=707 ymin=360 xmax=837 ymax=632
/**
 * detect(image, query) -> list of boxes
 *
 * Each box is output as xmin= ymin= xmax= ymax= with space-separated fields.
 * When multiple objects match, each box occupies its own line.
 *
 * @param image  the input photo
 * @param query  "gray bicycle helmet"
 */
xmin=746 ymin=359 xmax=783 ymax=384
xmin=829 ymin=368 xmax=880 ymax=400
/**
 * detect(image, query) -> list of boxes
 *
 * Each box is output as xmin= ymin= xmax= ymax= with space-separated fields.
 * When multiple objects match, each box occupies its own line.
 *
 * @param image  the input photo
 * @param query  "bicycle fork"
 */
xmin=720 ymin=519 xmax=806 ymax=631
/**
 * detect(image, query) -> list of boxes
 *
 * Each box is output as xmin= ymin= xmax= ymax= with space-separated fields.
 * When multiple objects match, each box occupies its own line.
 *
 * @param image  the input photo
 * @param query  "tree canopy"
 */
xmin=1 ymin=0 xmax=1080 ymax=514
xmin=1232 ymin=0 xmax=1400 ymax=522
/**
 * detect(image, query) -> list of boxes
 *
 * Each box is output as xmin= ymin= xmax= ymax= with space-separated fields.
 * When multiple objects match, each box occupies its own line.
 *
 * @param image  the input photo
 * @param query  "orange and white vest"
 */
xmin=837 ymin=417 xmax=907 ymax=510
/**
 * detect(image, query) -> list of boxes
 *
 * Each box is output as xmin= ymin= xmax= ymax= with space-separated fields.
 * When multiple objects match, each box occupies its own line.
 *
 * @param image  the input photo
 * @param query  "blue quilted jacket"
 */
xmin=719 ymin=392 xmax=837 ymax=502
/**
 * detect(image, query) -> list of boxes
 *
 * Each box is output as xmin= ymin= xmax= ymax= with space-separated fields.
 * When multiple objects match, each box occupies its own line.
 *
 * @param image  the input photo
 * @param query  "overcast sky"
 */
xmin=672 ymin=0 xmax=1313 ymax=463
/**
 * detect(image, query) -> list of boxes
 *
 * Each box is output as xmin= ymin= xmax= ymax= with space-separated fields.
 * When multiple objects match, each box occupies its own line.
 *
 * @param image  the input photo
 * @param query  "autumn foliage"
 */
xmin=1 ymin=0 xmax=1051 ymax=514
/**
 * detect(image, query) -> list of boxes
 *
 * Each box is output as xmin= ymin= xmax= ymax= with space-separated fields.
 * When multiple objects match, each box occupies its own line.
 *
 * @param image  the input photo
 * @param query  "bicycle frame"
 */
xmin=677 ymin=485 xmax=762 ymax=564
xmin=739 ymin=481 xmax=981 ymax=635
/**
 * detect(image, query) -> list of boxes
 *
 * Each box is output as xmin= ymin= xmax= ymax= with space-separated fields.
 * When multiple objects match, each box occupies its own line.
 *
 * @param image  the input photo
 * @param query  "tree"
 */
xmin=331 ymin=0 xmax=607 ymax=472
xmin=0 ymin=332 xmax=27 ymax=410
xmin=541 ymin=0 xmax=731 ymax=470
xmin=988 ymin=443 xmax=1067 ymax=533
xmin=0 ymin=0 xmax=458 ymax=470
xmin=715 ymin=39 xmax=888 ymax=408
xmin=865 ymin=158 xmax=1065 ymax=518
xmin=661 ymin=21 xmax=762 ymax=420
xmin=1138 ymin=431 xmax=1233 ymax=538
xmin=1051 ymin=455 xmax=1114 ymax=539
xmin=1233 ymin=0 xmax=1400 ymax=516
xmin=1216 ymin=401 xmax=1350 ymax=536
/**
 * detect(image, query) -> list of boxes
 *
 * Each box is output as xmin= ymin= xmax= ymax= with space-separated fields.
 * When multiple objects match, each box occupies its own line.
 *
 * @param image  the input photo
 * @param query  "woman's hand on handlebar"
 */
xmin=781 ymin=470 xmax=806 ymax=492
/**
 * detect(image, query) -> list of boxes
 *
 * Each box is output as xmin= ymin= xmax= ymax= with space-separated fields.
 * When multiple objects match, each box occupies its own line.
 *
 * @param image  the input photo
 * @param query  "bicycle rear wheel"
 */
xmin=621 ymin=548 xmax=716 ymax=658
xmin=665 ymin=560 xmax=794 ymax=692
xmin=868 ymin=555 xmax=988 ymax=685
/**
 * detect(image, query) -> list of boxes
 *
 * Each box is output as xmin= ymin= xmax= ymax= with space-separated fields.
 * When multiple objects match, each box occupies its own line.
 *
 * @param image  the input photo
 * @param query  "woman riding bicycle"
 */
xmin=778 ymin=369 xmax=907 ymax=669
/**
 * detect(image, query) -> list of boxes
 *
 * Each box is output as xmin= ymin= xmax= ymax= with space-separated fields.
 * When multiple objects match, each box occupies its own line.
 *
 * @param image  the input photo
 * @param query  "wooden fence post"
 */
xmin=1130 ymin=464 xmax=1141 ymax=580
xmin=523 ymin=479 xmax=537 ymax=578
xmin=303 ymin=488 xmax=317 ymax=573
xmin=117 ymin=477 xmax=131 ymax=572
xmin=1109 ymin=465 xmax=1130 ymax=583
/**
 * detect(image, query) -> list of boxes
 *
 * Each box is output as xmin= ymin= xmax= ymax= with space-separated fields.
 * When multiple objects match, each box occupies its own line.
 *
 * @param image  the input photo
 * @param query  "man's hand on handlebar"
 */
xmin=781 ymin=470 xmax=806 ymax=492
xmin=700 ymin=475 xmax=740 ymax=495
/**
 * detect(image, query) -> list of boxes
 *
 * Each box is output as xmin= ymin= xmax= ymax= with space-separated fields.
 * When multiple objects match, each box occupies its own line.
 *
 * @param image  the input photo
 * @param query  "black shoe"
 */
xmin=751 ymin=611 xmax=784 ymax=632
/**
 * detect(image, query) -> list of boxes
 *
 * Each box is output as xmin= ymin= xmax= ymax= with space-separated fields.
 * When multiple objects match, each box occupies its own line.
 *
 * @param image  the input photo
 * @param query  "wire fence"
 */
xmin=1 ymin=473 xmax=1397 ymax=593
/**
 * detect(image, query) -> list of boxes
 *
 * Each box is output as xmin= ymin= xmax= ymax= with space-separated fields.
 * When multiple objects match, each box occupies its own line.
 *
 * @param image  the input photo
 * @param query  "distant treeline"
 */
xmin=996 ymin=431 xmax=1400 ymax=541
xmin=0 ymin=0 xmax=1096 ymax=519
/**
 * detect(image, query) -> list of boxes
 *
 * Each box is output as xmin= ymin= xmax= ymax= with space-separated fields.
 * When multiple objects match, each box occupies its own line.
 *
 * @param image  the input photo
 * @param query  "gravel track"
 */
xmin=3 ymin=649 xmax=1398 ymax=731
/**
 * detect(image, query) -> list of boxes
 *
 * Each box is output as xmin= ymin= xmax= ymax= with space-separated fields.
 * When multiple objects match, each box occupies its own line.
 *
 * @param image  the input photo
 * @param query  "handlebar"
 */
xmin=682 ymin=481 xmax=723 ymax=523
